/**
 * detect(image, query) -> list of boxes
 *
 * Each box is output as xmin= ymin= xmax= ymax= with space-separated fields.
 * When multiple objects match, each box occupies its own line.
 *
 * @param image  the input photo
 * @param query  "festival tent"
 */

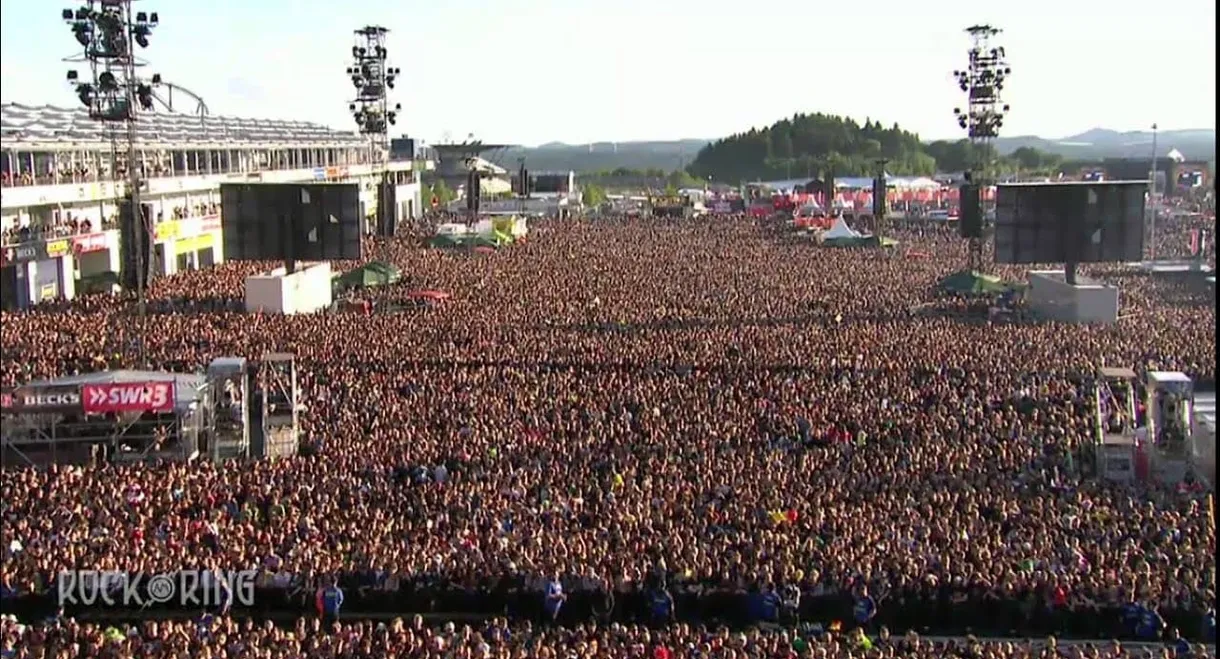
xmin=823 ymin=217 xmax=861 ymax=239
xmin=428 ymin=234 xmax=466 ymax=249
xmin=468 ymin=233 xmax=512 ymax=249
xmin=936 ymin=270 xmax=1015 ymax=296
xmin=336 ymin=261 xmax=401 ymax=290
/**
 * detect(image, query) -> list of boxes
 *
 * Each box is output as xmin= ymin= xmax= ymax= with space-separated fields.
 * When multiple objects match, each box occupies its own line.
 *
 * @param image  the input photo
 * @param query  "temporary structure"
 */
xmin=823 ymin=217 xmax=861 ymax=239
xmin=936 ymin=269 xmax=1017 ymax=296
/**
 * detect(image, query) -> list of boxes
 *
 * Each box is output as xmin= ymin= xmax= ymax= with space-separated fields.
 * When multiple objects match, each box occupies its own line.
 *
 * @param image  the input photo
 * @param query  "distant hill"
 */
xmin=991 ymin=128 xmax=1215 ymax=161
xmin=488 ymin=130 xmax=1213 ymax=173
xmin=487 ymin=140 xmax=711 ymax=173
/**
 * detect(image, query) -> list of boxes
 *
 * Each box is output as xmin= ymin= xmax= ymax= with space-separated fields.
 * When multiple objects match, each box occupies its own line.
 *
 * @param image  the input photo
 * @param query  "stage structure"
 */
xmin=1091 ymin=366 xmax=1141 ymax=483
xmin=995 ymin=181 xmax=1146 ymax=324
xmin=1 ymin=371 xmax=212 ymax=466
xmin=345 ymin=25 xmax=402 ymax=237
xmin=431 ymin=140 xmax=513 ymax=216
xmin=63 ymin=0 xmax=164 ymax=366
xmin=206 ymin=357 xmax=250 ymax=461
xmin=255 ymin=353 xmax=300 ymax=460
xmin=1 ymin=357 xmax=299 ymax=466
xmin=952 ymin=24 xmax=1011 ymax=271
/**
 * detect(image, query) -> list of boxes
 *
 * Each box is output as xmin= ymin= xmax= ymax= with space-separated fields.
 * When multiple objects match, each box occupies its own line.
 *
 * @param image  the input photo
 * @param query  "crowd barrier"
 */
xmin=2 ymin=578 xmax=1210 ymax=642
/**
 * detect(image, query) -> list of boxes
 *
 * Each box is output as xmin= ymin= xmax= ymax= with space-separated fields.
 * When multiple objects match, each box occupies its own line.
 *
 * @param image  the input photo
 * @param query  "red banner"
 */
xmin=82 ymin=381 xmax=175 ymax=414
xmin=72 ymin=233 xmax=107 ymax=254
xmin=200 ymin=214 xmax=221 ymax=233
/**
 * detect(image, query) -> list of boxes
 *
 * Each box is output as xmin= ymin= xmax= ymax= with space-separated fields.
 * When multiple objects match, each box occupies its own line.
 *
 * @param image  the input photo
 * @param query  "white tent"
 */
xmin=823 ymin=217 xmax=861 ymax=239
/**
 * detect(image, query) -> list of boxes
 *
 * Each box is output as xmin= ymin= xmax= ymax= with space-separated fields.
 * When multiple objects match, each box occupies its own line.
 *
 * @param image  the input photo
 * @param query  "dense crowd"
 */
xmin=0 ymin=215 xmax=1216 ymax=651
xmin=1 ymin=615 xmax=1215 ymax=658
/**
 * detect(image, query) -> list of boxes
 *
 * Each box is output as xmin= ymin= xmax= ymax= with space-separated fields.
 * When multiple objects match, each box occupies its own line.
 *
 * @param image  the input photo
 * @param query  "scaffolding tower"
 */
xmin=206 ymin=357 xmax=250 ymax=461
xmin=257 ymin=353 xmax=299 ymax=459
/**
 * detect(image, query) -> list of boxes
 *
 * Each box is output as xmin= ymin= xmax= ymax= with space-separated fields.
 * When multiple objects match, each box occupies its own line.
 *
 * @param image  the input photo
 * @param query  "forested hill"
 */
xmin=685 ymin=113 xmax=938 ymax=182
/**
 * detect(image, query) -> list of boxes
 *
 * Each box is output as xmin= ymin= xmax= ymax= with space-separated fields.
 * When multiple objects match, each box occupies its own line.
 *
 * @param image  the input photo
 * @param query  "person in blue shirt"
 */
xmin=315 ymin=579 xmax=344 ymax=629
xmin=648 ymin=585 xmax=674 ymax=627
xmin=757 ymin=582 xmax=781 ymax=623
xmin=1135 ymin=603 xmax=1165 ymax=641
xmin=542 ymin=574 xmax=565 ymax=624
xmin=1203 ymin=608 xmax=1216 ymax=644
xmin=1121 ymin=598 xmax=1145 ymax=638
xmin=1167 ymin=628 xmax=1192 ymax=658
xmin=853 ymin=586 xmax=877 ymax=631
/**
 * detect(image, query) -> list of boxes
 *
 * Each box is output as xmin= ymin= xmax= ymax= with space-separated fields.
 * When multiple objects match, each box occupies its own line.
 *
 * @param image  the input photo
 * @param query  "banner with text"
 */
xmin=82 ymin=381 xmax=176 ymax=415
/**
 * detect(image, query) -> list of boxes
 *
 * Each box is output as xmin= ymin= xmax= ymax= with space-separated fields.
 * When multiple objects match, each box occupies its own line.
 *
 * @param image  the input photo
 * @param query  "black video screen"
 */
xmin=994 ymin=183 xmax=1145 ymax=265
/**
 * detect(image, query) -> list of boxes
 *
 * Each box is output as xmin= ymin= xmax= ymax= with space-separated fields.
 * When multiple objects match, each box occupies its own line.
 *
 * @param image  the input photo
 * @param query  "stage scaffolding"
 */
xmin=0 ymin=371 xmax=212 ymax=467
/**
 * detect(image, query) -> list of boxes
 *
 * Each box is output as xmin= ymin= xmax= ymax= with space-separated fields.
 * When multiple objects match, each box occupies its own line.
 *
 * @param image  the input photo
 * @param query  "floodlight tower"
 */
xmin=346 ymin=26 xmax=401 ymax=235
xmin=63 ymin=0 xmax=161 ymax=367
xmin=953 ymin=24 xmax=1011 ymax=271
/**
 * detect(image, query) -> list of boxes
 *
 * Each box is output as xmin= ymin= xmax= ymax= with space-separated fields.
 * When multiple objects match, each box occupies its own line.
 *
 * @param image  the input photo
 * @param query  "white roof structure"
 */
xmin=823 ymin=217 xmax=861 ymax=239
xmin=1 ymin=102 xmax=366 ymax=148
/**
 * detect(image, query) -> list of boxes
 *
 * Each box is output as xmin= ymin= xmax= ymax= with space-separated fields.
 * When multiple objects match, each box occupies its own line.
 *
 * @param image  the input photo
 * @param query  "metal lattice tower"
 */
xmin=258 ymin=354 xmax=299 ymax=460
xmin=346 ymin=26 xmax=402 ymax=239
xmin=953 ymin=24 xmax=1011 ymax=271
xmin=63 ymin=0 xmax=161 ymax=367
xmin=346 ymin=26 xmax=401 ymax=164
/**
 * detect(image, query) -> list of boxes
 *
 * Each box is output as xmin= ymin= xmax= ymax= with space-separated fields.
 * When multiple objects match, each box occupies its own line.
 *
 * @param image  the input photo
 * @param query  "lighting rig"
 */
xmin=63 ymin=0 xmax=160 ymax=367
xmin=952 ymin=24 xmax=1011 ymax=271
xmin=346 ymin=26 xmax=403 ymax=237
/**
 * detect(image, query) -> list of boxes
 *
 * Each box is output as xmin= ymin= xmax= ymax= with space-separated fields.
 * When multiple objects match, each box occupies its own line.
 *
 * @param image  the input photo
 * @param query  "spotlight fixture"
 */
xmin=345 ymin=25 xmax=402 ymax=140
xmin=62 ymin=0 xmax=164 ymax=330
xmin=952 ymin=23 xmax=1011 ymax=270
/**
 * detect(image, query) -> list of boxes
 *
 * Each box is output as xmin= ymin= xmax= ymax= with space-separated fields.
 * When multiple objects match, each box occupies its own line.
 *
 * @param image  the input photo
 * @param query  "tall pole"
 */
xmin=346 ymin=26 xmax=401 ymax=238
xmin=64 ymin=0 xmax=158 ymax=367
xmin=953 ymin=25 xmax=1011 ymax=273
xmin=1149 ymin=123 xmax=1159 ymax=261
xmin=121 ymin=1 xmax=148 ymax=368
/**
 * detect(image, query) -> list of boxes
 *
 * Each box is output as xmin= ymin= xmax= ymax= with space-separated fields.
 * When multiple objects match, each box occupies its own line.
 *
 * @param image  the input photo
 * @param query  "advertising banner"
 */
xmin=154 ymin=221 xmax=180 ymax=243
xmin=44 ymin=239 xmax=71 ymax=259
xmin=33 ymin=259 xmax=61 ymax=301
xmin=0 ymin=385 xmax=82 ymax=413
xmin=2 ymin=242 xmax=45 ymax=266
xmin=72 ymin=233 xmax=108 ymax=254
xmin=82 ymin=381 xmax=176 ymax=415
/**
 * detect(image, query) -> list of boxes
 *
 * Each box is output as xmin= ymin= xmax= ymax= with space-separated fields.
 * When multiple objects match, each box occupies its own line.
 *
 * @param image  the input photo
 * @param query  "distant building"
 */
xmin=1095 ymin=157 xmax=1211 ymax=196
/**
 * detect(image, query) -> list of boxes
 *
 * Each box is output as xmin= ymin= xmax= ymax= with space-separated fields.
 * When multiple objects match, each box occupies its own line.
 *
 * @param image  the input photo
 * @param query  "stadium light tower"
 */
xmin=346 ymin=27 xmax=402 ymax=235
xmin=63 ymin=0 xmax=161 ymax=367
xmin=952 ymin=24 xmax=1011 ymax=271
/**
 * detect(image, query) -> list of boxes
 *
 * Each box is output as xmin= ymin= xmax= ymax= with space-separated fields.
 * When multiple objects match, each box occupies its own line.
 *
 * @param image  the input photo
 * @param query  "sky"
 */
xmin=1 ymin=0 xmax=1215 ymax=147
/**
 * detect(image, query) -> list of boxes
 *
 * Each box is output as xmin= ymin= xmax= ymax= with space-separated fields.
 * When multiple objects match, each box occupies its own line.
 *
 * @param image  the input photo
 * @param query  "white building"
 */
xmin=1 ymin=102 xmax=423 ymax=309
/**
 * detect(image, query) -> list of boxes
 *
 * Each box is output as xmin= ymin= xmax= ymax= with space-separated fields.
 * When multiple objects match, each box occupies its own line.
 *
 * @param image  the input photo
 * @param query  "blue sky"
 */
xmin=2 ymin=0 xmax=1215 ymax=146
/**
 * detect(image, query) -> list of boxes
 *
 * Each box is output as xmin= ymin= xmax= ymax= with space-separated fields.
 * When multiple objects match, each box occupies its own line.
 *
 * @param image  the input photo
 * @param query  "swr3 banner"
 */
xmin=81 ymin=382 xmax=175 ymax=415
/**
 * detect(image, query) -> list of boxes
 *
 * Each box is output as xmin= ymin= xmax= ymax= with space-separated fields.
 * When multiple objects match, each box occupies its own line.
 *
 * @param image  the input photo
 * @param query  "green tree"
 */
xmin=686 ymin=112 xmax=940 ymax=183
xmin=582 ymin=183 xmax=608 ymax=207
xmin=426 ymin=179 xmax=455 ymax=205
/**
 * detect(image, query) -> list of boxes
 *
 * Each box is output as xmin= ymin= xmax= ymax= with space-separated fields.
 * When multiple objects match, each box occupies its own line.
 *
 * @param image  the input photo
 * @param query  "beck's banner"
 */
xmin=82 ymin=381 xmax=176 ymax=414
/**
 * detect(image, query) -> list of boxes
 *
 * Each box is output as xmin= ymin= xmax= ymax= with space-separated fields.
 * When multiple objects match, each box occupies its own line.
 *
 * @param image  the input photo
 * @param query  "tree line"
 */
xmin=685 ymin=112 xmax=1066 ymax=183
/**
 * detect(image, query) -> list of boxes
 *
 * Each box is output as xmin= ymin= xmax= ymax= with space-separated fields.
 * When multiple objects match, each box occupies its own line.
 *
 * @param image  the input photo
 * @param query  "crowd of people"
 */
xmin=1 ymin=615 xmax=1214 ymax=658
xmin=0 ymin=213 xmax=1216 ymax=656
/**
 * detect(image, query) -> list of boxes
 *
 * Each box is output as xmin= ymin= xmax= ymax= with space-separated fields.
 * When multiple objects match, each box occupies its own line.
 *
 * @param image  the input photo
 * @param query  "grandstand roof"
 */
xmin=0 ymin=103 xmax=365 ymax=148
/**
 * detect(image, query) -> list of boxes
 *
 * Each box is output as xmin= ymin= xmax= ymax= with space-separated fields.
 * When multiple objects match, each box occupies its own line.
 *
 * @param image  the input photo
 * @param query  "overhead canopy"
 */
xmin=936 ymin=269 xmax=1015 ymax=296
xmin=428 ymin=234 xmax=466 ymax=249
xmin=337 ymin=261 xmax=401 ymax=289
